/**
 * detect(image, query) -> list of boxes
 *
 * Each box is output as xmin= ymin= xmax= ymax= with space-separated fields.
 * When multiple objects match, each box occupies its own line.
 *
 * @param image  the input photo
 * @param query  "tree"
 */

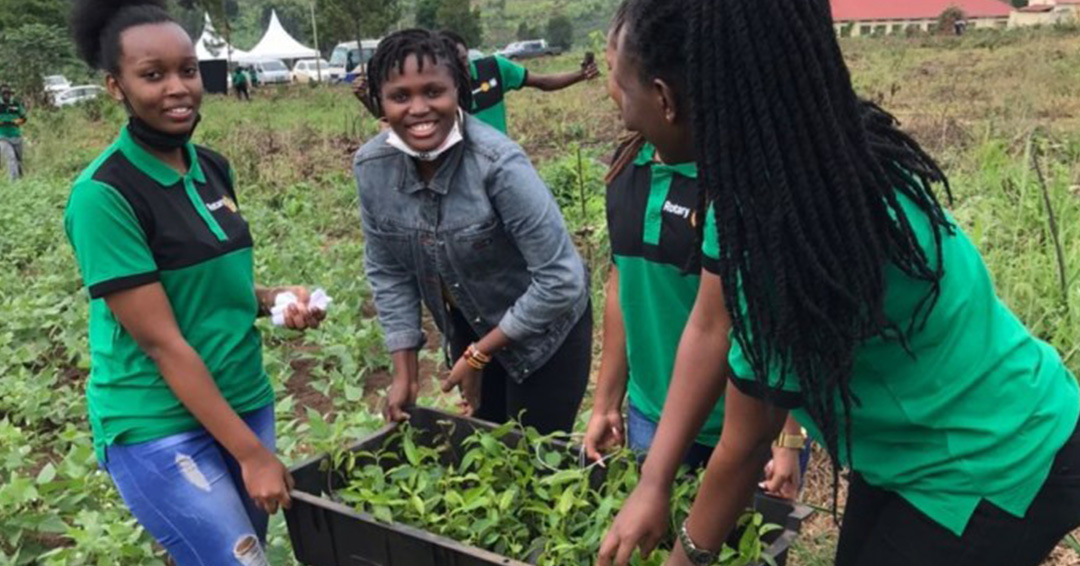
xmin=546 ymin=14 xmax=573 ymax=50
xmin=0 ymin=24 xmax=74 ymax=106
xmin=437 ymin=0 xmax=482 ymax=46
xmin=178 ymin=0 xmax=238 ymax=65
xmin=516 ymin=21 xmax=534 ymax=40
xmin=936 ymin=6 xmax=966 ymax=35
xmin=322 ymin=0 xmax=402 ymax=52
xmin=416 ymin=0 xmax=441 ymax=29
xmin=0 ymin=0 xmax=66 ymax=33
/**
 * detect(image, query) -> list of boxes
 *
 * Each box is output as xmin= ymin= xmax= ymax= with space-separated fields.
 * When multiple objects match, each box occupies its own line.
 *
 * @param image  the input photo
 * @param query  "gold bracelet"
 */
xmin=467 ymin=343 xmax=492 ymax=364
xmin=774 ymin=427 xmax=808 ymax=450
xmin=463 ymin=344 xmax=491 ymax=370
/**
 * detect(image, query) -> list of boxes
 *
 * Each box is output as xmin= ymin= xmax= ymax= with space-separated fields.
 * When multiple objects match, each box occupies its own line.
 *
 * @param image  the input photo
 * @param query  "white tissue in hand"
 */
xmin=271 ymin=288 xmax=332 ymax=327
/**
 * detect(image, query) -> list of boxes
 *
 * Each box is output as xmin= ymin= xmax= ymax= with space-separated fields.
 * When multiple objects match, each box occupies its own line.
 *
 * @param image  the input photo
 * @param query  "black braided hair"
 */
xmin=70 ymin=0 xmax=174 ymax=73
xmin=440 ymin=29 xmax=468 ymax=51
xmin=366 ymin=29 xmax=472 ymax=119
xmin=622 ymin=0 xmax=953 ymax=516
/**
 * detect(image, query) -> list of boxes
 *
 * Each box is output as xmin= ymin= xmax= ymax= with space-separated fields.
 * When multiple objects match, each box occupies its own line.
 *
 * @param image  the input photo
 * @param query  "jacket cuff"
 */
xmin=384 ymin=329 xmax=425 ymax=353
xmin=498 ymin=311 xmax=535 ymax=343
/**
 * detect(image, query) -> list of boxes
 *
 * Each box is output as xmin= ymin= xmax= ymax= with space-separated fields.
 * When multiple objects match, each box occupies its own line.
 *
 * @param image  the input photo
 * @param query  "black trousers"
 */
xmin=836 ymin=418 xmax=1080 ymax=566
xmin=447 ymin=306 xmax=592 ymax=435
xmin=235 ymin=84 xmax=250 ymax=101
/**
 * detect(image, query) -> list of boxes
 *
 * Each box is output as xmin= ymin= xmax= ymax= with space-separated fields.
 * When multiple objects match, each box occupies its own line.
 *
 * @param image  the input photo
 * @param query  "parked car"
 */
xmin=43 ymin=75 xmax=71 ymax=95
xmin=248 ymin=58 xmax=291 ymax=85
xmin=53 ymin=85 xmax=105 ymax=108
xmin=292 ymin=59 xmax=342 ymax=83
xmin=468 ymin=49 xmax=485 ymax=61
xmin=496 ymin=39 xmax=562 ymax=60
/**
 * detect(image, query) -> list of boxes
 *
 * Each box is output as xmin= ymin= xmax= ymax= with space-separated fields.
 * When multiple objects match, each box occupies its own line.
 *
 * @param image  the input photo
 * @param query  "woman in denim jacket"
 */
xmin=353 ymin=30 xmax=592 ymax=434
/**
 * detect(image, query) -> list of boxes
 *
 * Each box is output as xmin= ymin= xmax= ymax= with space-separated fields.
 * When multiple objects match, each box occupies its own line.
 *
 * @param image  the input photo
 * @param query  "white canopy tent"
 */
xmin=195 ymin=13 xmax=250 ymax=62
xmin=246 ymin=10 xmax=319 ymax=61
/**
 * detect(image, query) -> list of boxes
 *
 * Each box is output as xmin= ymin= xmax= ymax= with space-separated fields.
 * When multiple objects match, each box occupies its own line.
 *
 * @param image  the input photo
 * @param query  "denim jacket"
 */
xmin=354 ymin=116 xmax=589 ymax=382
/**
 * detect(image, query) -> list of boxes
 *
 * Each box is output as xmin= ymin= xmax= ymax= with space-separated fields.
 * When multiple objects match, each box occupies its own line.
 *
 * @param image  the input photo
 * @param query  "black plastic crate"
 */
xmin=284 ymin=407 xmax=812 ymax=566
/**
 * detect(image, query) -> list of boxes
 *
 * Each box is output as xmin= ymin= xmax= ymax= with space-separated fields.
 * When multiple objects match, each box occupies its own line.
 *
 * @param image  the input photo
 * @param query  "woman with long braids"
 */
xmin=65 ymin=1 xmax=324 ymax=562
xmin=355 ymin=30 xmax=591 ymax=434
xmin=585 ymin=4 xmax=809 ymax=497
xmin=599 ymin=1 xmax=1080 ymax=565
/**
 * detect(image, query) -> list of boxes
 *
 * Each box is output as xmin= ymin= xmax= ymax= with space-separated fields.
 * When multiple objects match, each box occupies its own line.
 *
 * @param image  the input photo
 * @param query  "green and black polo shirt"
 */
xmin=64 ymin=127 xmax=273 ymax=463
xmin=0 ymin=98 xmax=26 ymax=139
xmin=703 ymin=195 xmax=1080 ymax=535
xmin=469 ymin=55 xmax=528 ymax=135
xmin=607 ymin=141 xmax=724 ymax=447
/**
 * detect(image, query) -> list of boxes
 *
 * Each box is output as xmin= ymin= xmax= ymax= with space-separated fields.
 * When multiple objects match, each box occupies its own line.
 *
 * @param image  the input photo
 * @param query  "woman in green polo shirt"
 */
xmin=585 ymin=9 xmax=807 ymax=500
xmin=599 ymin=1 xmax=1080 ymax=566
xmin=66 ymin=1 xmax=323 ymax=564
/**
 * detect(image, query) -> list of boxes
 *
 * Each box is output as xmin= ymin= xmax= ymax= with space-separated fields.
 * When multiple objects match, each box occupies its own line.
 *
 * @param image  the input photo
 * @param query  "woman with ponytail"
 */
xmin=64 ymin=2 xmax=323 ymax=563
xmin=598 ymin=1 xmax=1080 ymax=565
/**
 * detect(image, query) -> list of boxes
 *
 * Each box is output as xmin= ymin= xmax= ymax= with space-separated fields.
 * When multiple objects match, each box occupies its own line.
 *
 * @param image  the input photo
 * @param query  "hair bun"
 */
xmin=71 ymin=0 xmax=168 ymax=69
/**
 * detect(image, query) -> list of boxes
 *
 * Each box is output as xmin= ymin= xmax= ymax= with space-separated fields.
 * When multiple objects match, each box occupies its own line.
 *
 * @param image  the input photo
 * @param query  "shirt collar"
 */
xmin=116 ymin=126 xmax=205 ymax=187
xmin=397 ymin=135 xmax=466 ymax=196
xmin=634 ymin=141 xmax=698 ymax=179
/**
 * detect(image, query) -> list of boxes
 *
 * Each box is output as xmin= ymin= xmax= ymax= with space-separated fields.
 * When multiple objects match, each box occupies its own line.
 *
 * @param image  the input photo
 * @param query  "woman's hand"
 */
xmin=351 ymin=72 xmax=369 ymax=102
xmin=384 ymin=374 xmax=418 ymax=423
xmin=443 ymin=357 xmax=483 ymax=417
xmin=238 ymin=446 xmax=295 ymax=515
xmin=262 ymin=286 xmax=326 ymax=330
xmin=584 ymin=408 xmax=625 ymax=464
xmin=760 ymin=445 xmax=802 ymax=501
xmin=598 ymin=479 xmax=672 ymax=566
xmin=664 ymin=543 xmax=695 ymax=566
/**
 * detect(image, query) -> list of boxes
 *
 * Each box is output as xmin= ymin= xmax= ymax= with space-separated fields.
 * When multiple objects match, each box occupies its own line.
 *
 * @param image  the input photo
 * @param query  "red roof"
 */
xmin=831 ymin=0 xmax=1014 ymax=21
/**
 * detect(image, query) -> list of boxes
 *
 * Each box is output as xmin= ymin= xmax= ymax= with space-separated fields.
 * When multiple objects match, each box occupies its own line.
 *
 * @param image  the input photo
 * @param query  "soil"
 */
xmin=284 ymin=357 xmax=334 ymax=419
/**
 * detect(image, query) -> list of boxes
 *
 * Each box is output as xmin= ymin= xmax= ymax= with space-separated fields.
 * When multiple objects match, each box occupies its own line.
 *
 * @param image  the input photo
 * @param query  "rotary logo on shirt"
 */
xmin=206 ymin=196 xmax=238 ymax=213
xmin=473 ymin=77 xmax=499 ymax=95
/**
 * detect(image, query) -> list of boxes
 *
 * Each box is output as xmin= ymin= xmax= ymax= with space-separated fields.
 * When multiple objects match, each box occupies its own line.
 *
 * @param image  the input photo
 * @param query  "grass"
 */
xmin=1 ymin=27 xmax=1079 ymax=565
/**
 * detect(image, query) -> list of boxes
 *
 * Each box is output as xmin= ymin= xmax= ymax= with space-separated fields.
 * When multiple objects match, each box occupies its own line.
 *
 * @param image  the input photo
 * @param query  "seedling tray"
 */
xmin=284 ymin=407 xmax=811 ymax=566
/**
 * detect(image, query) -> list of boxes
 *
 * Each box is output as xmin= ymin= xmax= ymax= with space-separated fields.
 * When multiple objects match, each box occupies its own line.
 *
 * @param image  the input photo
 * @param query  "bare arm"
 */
xmin=594 ymin=265 xmax=629 ymax=413
xmin=524 ymin=66 xmax=596 ymax=92
xmin=585 ymin=265 xmax=629 ymax=461
xmin=599 ymin=269 xmax=733 ymax=566
xmin=639 ymin=270 xmax=733 ymax=487
xmin=105 ymin=283 xmax=292 ymax=513
xmin=676 ymin=385 xmax=788 ymax=558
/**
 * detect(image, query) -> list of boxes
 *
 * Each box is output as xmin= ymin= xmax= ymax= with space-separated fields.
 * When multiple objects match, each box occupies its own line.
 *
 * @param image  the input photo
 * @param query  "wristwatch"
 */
xmin=774 ymin=427 xmax=808 ymax=450
xmin=679 ymin=519 xmax=719 ymax=565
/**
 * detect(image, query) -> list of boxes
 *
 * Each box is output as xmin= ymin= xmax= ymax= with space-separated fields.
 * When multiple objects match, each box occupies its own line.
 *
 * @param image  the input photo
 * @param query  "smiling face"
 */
xmin=379 ymin=54 xmax=460 ymax=153
xmin=107 ymin=22 xmax=202 ymax=136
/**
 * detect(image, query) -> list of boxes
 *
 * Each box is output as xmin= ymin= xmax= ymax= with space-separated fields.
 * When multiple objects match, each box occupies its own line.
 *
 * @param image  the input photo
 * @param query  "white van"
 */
xmin=247 ymin=58 xmax=291 ymax=85
xmin=329 ymin=39 xmax=381 ymax=74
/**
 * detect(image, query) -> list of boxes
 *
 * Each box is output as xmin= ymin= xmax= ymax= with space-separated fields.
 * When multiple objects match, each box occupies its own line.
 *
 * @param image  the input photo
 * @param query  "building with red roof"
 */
xmin=831 ymin=0 xmax=1014 ymax=36
xmin=1012 ymin=0 xmax=1080 ymax=27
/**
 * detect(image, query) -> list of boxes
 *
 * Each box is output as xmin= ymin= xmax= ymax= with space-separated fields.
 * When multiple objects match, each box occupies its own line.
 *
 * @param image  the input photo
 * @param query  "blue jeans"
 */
xmin=104 ymin=404 xmax=275 ymax=566
xmin=626 ymin=403 xmax=812 ymax=478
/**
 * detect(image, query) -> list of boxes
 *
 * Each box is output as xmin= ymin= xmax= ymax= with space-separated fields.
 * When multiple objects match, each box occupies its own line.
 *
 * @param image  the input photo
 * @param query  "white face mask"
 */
xmin=386 ymin=109 xmax=464 ymax=162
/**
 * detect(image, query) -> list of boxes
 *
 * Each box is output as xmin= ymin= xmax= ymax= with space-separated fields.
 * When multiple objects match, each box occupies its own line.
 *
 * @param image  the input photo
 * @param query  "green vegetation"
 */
xmin=333 ymin=421 xmax=780 ymax=565
xmin=0 ymin=26 xmax=1078 ymax=565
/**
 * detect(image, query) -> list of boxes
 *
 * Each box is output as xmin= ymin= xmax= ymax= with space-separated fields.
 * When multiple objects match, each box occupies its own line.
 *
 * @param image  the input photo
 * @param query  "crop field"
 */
xmin=2 ymin=26 xmax=1080 ymax=565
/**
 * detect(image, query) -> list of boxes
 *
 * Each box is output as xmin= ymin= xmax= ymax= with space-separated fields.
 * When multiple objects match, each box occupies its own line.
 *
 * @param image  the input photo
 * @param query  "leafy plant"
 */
xmin=333 ymin=421 xmax=781 ymax=566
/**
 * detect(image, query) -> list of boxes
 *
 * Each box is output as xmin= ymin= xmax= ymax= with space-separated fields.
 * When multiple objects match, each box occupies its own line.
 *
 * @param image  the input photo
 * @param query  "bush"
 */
xmin=546 ymin=14 xmax=574 ymax=51
xmin=0 ymin=24 xmax=74 ymax=107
